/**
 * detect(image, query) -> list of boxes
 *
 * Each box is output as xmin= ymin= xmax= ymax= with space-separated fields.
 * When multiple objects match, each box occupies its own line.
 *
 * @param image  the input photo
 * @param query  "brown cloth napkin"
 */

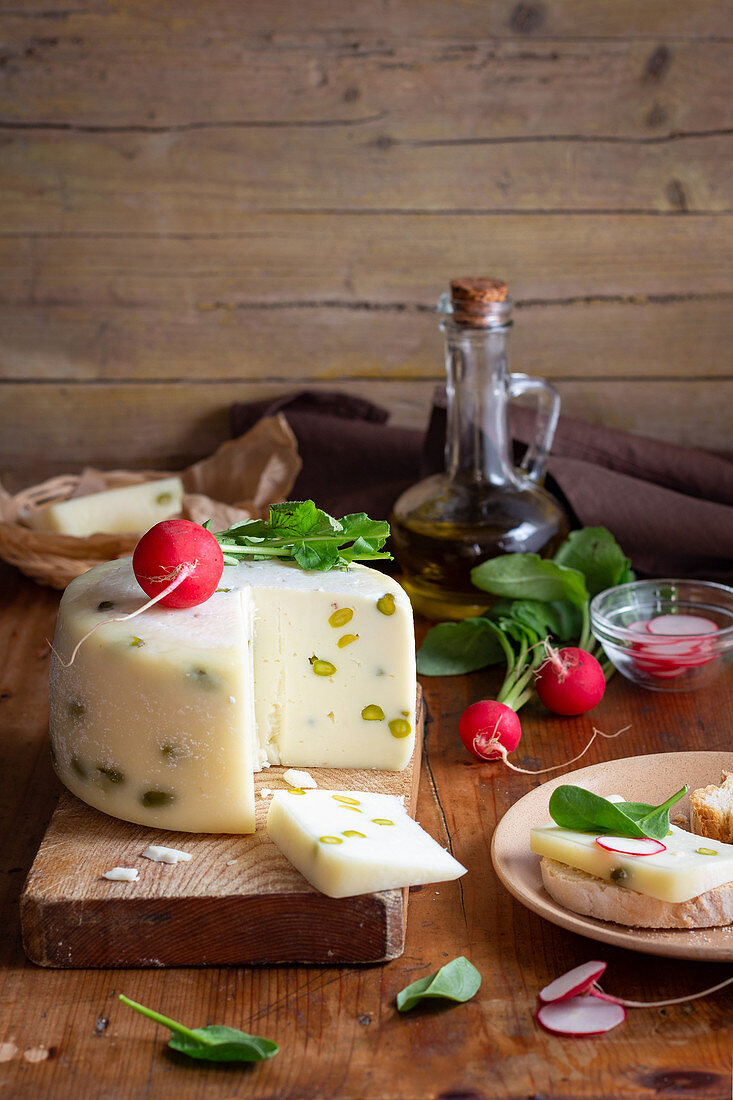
xmin=231 ymin=390 xmax=733 ymax=584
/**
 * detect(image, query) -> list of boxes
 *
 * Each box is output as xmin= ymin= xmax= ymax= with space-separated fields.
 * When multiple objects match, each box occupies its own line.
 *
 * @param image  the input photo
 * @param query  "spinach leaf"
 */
xmin=548 ymin=785 xmax=687 ymax=841
xmin=416 ymin=619 xmax=505 ymax=676
xmin=471 ymin=554 xmax=588 ymax=608
xmin=396 ymin=956 xmax=481 ymax=1012
xmin=215 ymin=501 xmax=391 ymax=571
xmin=553 ymin=527 xmax=634 ymax=598
xmin=490 ymin=598 xmax=581 ymax=642
xmin=118 ymin=995 xmax=279 ymax=1063
xmin=614 ymin=788 xmax=689 ymax=839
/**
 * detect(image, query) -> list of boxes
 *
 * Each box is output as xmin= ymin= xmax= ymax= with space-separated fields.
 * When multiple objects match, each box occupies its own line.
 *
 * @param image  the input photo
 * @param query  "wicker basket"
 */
xmin=0 ymin=472 xmax=162 ymax=590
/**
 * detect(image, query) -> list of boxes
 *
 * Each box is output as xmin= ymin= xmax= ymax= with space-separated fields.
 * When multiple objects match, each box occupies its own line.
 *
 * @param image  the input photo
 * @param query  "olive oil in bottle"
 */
xmin=390 ymin=278 xmax=569 ymax=620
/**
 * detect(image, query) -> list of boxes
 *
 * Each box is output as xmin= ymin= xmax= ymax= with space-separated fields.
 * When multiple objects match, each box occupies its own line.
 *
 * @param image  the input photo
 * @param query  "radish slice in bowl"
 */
xmin=595 ymin=836 xmax=666 ymax=856
xmin=646 ymin=614 xmax=718 ymax=637
xmin=536 ymin=996 xmax=626 ymax=1036
xmin=538 ymin=961 xmax=607 ymax=1004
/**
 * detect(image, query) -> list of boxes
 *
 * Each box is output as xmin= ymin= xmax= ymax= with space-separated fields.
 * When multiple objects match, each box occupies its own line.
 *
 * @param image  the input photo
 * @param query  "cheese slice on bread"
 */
xmin=533 ymin=781 xmax=733 ymax=929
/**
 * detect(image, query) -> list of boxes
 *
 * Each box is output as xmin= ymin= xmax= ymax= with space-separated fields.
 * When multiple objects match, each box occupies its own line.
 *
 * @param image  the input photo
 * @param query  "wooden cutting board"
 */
xmin=20 ymin=689 xmax=424 ymax=969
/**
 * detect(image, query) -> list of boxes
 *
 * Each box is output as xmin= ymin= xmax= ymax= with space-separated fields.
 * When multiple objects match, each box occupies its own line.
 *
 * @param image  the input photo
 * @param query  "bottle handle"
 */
xmin=506 ymin=373 xmax=561 ymax=483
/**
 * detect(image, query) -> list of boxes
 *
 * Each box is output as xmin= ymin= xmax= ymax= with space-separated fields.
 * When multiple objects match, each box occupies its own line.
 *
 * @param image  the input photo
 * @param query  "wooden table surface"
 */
xmin=1 ymin=558 xmax=731 ymax=1099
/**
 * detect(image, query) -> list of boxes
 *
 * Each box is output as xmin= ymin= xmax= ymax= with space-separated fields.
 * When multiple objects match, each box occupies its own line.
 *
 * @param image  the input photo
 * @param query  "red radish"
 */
xmin=54 ymin=520 xmax=224 ymax=668
xmin=458 ymin=700 xmax=521 ymax=762
xmin=534 ymin=646 xmax=606 ymax=716
xmin=132 ymin=519 xmax=224 ymax=609
xmin=536 ymin=996 xmax=626 ymax=1036
xmin=538 ymin=961 xmax=607 ymax=1004
xmin=536 ymin=962 xmax=733 ymax=1038
xmin=458 ymin=702 xmax=628 ymax=774
xmin=594 ymin=836 xmax=666 ymax=856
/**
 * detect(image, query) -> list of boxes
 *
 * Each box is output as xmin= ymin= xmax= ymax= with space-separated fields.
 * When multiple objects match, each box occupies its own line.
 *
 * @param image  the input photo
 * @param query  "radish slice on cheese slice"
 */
xmin=595 ymin=836 xmax=666 ymax=856
xmin=538 ymin=961 xmax=607 ymax=1004
xmin=536 ymin=995 xmax=626 ymax=1036
xmin=646 ymin=614 xmax=718 ymax=637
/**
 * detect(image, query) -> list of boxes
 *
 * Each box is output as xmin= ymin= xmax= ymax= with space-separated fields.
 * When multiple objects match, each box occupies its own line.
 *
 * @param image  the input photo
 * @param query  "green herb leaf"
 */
xmin=416 ymin=619 xmax=505 ymax=676
xmin=118 ymin=995 xmax=278 ymax=1063
xmin=553 ymin=527 xmax=634 ymax=598
xmin=488 ymin=598 xmax=581 ymax=642
xmin=215 ymin=501 xmax=392 ymax=571
xmin=613 ymin=788 xmax=690 ymax=839
xmin=548 ymin=785 xmax=688 ymax=841
xmin=471 ymin=554 xmax=588 ymax=608
xmin=396 ymin=956 xmax=482 ymax=1012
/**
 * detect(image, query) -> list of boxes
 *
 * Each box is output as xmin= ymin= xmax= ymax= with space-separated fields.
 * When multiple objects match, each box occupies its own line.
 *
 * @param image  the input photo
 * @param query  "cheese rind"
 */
xmin=267 ymin=788 xmax=466 ymax=897
xmin=27 ymin=477 xmax=184 ymax=536
xmin=531 ymin=811 xmax=733 ymax=904
xmin=49 ymin=557 xmax=416 ymax=833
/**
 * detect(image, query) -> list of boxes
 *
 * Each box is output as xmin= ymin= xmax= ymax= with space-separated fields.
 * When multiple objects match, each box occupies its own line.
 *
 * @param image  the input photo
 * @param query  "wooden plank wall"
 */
xmin=1 ymin=0 xmax=731 ymax=487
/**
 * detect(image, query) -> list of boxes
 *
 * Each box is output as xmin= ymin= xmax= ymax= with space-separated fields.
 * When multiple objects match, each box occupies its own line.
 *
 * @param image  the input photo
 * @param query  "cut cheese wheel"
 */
xmin=49 ymin=557 xmax=416 ymax=833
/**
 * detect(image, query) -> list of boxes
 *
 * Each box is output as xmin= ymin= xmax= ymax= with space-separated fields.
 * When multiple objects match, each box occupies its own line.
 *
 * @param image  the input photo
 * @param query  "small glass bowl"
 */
xmin=590 ymin=579 xmax=733 ymax=692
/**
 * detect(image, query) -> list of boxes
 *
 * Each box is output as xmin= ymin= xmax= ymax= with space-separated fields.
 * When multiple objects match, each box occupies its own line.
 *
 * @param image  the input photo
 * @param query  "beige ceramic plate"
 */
xmin=491 ymin=751 xmax=733 ymax=961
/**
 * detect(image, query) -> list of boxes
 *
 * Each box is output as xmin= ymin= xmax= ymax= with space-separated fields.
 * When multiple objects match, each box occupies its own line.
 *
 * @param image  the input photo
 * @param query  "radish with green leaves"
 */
xmin=458 ymin=698 xmax=626 ymax=774
xmin=458 ymin=700 xmax=521 ymax=762
xmin=534 ymin=645 xmax=606 ymax=716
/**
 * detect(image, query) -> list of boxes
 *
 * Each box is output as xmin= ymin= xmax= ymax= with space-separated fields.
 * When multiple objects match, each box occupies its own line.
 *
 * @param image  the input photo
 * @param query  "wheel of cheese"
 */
xmin=50 ymin=558 xmax=416 ymax=833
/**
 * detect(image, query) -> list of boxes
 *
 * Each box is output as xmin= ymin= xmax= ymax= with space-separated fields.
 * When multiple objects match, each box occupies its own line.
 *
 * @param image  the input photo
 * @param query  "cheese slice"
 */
xmin=27 ymin=477 xmax=184 ymax=536
xmin=49 ymin=557 xmax=416 ymax=833
xmin=267 ymin=788 xmax=466 ymax=897
xmin=531 ymin=800 xmax=733 ymax=904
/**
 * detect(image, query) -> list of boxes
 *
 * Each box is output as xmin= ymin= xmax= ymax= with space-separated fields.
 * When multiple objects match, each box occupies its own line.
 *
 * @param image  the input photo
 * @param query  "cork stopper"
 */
xmin=449 ymin=277 xmax=509 ymax=327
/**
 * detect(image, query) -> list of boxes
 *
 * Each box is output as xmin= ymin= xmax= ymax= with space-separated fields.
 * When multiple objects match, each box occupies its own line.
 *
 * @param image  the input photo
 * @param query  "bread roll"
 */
xmin=690 ymin=771 xmax=733 ymax=845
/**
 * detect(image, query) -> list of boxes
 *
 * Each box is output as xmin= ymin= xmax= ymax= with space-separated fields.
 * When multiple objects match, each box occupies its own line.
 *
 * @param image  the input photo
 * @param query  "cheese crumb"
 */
xmin=102 ymin=867 xmax=139 ymax=882
xmin=260 ymin=787 xmax=273 ymax=799
xmin=282 ymin=768 xmax=317 ymax=788
xmin=141 ymin=844 xmax=193 ymax=865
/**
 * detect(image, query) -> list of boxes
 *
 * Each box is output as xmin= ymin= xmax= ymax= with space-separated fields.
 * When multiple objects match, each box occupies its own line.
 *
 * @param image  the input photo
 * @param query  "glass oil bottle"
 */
xmin=390 ymin=277 xmax=569 ymax=620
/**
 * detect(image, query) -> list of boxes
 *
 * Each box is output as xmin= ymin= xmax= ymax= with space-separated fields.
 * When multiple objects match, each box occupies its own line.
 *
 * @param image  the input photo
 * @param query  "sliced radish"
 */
xmin=595 ymin=836 xmax=666 ymax=856
xmin=625 ymin=619 xmax=653 ymax=635
xmin=538 ymin=961 xmax=607 ymax=1004
xmin=646 ymin=614 xmax=718 ymax=637
xmin=536 ymin=995 xmax=626 ymax=1036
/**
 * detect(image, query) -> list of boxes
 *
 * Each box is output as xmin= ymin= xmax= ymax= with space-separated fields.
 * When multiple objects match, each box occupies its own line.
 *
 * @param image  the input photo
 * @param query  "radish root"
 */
xmin=592 ymin=974 xmax=733 ymax=1009
xmin=51 ymin=563 xmax=195 ymax=669
xmin=481 ymin=723 xmax=630 ymax=774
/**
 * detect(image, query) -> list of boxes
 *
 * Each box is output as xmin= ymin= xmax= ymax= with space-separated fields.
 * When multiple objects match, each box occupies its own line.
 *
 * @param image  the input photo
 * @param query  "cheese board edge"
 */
xmin=20 ymin=686 xmax=425 ymax=968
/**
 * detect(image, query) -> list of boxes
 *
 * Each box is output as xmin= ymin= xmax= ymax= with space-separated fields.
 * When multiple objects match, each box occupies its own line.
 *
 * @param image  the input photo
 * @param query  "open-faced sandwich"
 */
xmin=530 ymin=773 xmax=733 ymax=929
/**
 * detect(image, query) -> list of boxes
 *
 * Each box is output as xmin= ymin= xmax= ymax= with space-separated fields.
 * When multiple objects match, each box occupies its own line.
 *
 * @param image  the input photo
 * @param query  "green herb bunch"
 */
xmin=417 ymin=526 xmax=634 ymax=710
xmin=212 ymin=500 xmax=392 ymax=572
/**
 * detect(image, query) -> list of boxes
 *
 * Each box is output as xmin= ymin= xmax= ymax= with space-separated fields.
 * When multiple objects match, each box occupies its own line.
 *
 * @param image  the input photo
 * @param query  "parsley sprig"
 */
xmin=212 ymin=501 xmax=392 ymax=572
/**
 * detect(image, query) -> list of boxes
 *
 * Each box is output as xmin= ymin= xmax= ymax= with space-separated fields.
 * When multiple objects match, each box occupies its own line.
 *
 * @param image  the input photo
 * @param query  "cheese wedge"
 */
xmin=267 ymin=788 xmax=466 ymax=897
xmin=49 ymin=557 xmax=416 ymax=833
xmin=27 ymin=477 xmax=184 ymax=536
xmin=531 ymin=811 xmax=733 ymax=904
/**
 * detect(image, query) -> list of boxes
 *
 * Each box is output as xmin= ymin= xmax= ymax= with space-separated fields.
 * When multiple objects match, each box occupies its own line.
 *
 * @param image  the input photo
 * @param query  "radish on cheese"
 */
xmin=132 ymin=519 xmax=224 ymax=608
xmin=594 ymin=836 xmax=666 ymax=856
